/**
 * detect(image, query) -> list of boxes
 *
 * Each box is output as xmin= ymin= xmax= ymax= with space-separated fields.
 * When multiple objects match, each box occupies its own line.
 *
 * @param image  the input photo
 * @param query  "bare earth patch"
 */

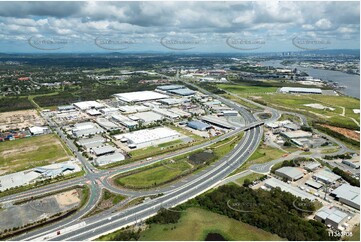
xmin=321 ymin=124 xmax=360 ymax=141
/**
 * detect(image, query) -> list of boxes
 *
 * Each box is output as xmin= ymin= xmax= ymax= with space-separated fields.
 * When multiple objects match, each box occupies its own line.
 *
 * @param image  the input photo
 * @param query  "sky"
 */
xmin=0 ymin=1 xmax=359 ymax=53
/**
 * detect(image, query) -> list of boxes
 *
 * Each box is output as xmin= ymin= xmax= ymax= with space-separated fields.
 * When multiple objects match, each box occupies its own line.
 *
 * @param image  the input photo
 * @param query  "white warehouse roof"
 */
xmin=280 ymin=87 xmax=322 ymax=94
xmin=116 ymin=127 xmax=181 ymax=146
xmin=73 ymin=101 xmax=104 ymax=110
xmin=114 ymin=91 xmax=169 ymax=102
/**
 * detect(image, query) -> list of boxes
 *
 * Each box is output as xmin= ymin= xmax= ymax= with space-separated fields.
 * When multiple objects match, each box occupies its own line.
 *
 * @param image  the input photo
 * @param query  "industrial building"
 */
xmin=168 ymin=88 xmax=196 ymax=96
xmin=111 ymin=113 xmax=138 ymax=128
xmin=187 ymin=121 xmax=212 ymax=131
xmin=156 ymin=85 xmax=185 ymax=91
xmin=132 ymin=111 xmax=164 ymax=124
xmin=281 ymin=130 xmax=313 ymax=139
xmin=114 ymin=91 xmax=169 ymax=103
xmin=29 ymin=126 xmax=49 ymax=136
xmin=95 ymin=152 xmax=125 ymax=166
xmin=73 ymin=101 xmax=104 ymax=110
xmin=95 ymin=117 xmax=119 ymax=131
xmin=264 ymin=177 xmax=316 ymax=201
xmin=58 ymin=105 xmax=75 ymax=112
xmin=221 ymin=110 xmax=238 ymax=116
xmin=169 ymin=108 xmax=191 ymax=118
xmin=153 ymin=108 xmax=180 ymax=119
xmin=313 ymin=169 xmax=341 ymax=184
xmin=279 ymin=87 xmax=322 ymax=94
xmin=201 ymin=115 xmax=235 ymax=129
xmin=86 ymin=109 xmax=102 ymax=116
xmin=275 ymin=167 xmax=304 ymax=181
xmin=342 ymin=160 xmax=360 ymax=169
xmin=72 ymin=122 xmax=105 ymax=138
xmin=305 ymin=179 xmax=323 ymax=190
xmin=114 ymin=127 xmax=181 ymax=149
xmin=304 ymin=162 xmax=321 ymax=171
xmin=315 ymin=207 xmax=349 ymax=229
xmin=331 ymin=184 xmax=360 ymax=209
xmin=91 ymin=145 xmax=116 ymax=156
xmin=159 ymin=98 xmax=186 ymax=106
xmin=99 ymin=107 xmax=118 ymax=115
xmin=119 ymin=105 xmax=150 ymax=114
xmin=77 ymin=136 xmax=105 ymax=149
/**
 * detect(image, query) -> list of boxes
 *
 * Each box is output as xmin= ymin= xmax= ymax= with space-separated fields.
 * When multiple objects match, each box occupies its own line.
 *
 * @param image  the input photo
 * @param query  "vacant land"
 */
xmin=87 ymin=190 xmax=126 ymax=217
xmin=115 ymin=161 xmax=192 ymax=189
xmin=235 ymin=173 xmax=264 ymax=186
xmin=0 ymin=109 xmax=45 ymax=131
xmin=218 ymin=84 xmax=278 ymax=94
xmin=138 ymin=207 xmax=282 ymax=241
xmin=321 ymin=124 xmax=360 ymax=141
xmin=0 ymin=134 xmax=71 ymax=174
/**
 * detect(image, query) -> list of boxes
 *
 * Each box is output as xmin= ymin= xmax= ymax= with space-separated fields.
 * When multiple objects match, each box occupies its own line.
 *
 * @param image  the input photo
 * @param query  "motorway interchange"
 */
xmin=2 ymin=78 xmax=352 ymax=241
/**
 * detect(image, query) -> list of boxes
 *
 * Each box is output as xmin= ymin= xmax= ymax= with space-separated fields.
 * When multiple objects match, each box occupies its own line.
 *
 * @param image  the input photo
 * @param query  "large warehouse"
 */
xmin=187 ymin=120 xmax=212 ymax=131
xmin=330 ymin=184 xmax=360 ymax=209
xmin=275 ymin=166 xmax=304 ymax=181
xmin=115 ymin=127 xmax=181 ymax=149
xmin=114 ymin=91 xmax=169 ymax=102
xmin=279 ymin=87 xmax=322 ymax=94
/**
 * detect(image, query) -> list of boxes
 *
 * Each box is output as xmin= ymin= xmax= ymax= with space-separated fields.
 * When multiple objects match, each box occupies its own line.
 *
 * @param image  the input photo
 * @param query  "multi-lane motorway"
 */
xmin=7 ymin=78 xmax=266 ymax=241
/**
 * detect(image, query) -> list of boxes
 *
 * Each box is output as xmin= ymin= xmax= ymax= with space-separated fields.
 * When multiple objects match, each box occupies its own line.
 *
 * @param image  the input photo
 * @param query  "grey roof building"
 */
xmin=305 ymin=179 xmax=323 ymax=190
xmin=315 ymin=207 xmax=349 ymax=229
xmin=187 ymin=121 xmax=212 ymax=131
xmin=331 ymin=184 xmax=360 ymax=210
xmin=313 ymin=169 xmax=341 ymax=184
xmin=95 ymin=152 xmax=125 ymax=166
xmin=275 ymin=166 xmax=304 ymax=181
xmin=92 ymin=145 xmax=116 ymax=156
xmin=157 ymin=85 xmax=185 ymax=91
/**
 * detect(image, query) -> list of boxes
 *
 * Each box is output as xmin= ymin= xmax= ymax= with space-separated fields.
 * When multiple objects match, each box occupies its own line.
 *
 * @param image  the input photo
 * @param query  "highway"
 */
xmin=7 ymin=74 xmax=268 ymax=241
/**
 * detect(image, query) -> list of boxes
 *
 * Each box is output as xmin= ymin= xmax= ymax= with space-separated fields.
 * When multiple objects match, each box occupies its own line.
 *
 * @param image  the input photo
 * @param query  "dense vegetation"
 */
xmin=0 ymin=97 xmax=34 ymax=112
xmin=191 ymin=185 xmax=337 ymax=241
xmin=314 ymin=124 xmax=360 ymax=147
xmin=146 ymin=208 xmax=181 ymax=224
xmin=332 ymin=167 xmax=360 ymax=187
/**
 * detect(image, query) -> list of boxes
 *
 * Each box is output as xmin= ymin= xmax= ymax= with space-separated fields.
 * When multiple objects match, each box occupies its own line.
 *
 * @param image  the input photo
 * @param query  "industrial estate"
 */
xmin=0 ymin=1 xmax=360 ymax=242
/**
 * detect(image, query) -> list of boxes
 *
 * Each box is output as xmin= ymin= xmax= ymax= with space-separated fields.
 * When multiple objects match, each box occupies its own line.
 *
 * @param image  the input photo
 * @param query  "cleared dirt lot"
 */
xmin=321 ymin=124 xmax=360 ymax=141
xmin=0 ymin=189 xmax=80 ymax=233
xmin=0 ymin=109 xmax=45 ymax=131
xmin=0 ymin=134 xmax=71 ymax=174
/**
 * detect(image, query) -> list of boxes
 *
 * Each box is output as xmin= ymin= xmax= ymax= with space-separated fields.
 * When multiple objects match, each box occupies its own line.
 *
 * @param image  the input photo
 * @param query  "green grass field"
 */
xmin=218 ymin=84 xmax=278 ymax=94
xmin=0 ymin=134 xmax=71 ymax=173
xmin=235 ymin=173 xmax=264 ymax=186
xmin=138 ymin=207 xmax=282 ymax=241
xmin=346 ymin=224 xmax=360 ymax=241
xmin=115 ymin=161 xmax=192 ymax=188
xmin=230 ymin=145 xmax=286 ymax=175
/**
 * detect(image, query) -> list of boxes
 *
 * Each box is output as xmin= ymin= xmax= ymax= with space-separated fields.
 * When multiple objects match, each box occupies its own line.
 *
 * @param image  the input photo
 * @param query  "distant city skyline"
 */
xmin=0 ymin=1 xmax=359 ymax=53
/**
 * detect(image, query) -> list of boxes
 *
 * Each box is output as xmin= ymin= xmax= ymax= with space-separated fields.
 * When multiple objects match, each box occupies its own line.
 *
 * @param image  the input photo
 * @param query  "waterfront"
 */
xmin=260 ymin=60 xmax=360 ymax=99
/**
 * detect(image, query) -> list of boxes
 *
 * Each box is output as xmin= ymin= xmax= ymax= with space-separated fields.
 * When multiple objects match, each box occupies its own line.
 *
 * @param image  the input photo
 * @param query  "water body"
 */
xmin=259 ymin=60 xmax=360 ymax=99
xmin=205 ymin=233 xmax=227 ymax=241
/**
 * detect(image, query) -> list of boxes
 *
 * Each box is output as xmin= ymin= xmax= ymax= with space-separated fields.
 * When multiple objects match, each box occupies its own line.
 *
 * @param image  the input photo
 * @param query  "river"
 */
xmin=259 ymin=60 xmax=360 ymax=99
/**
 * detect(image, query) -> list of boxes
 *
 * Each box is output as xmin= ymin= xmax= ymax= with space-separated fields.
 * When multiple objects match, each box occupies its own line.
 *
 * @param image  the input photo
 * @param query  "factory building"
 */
xmin=187 ymin=121 xmax=212 ymax=131
xmin=95 ymin=117 xmax=119 ymax=131
xmin=91 ymin=145 xmax=116 ymax=156
xmin=111 ymin=113 xmax=138 ymax=129
xmin=99 ymin=107 xmax=119 ymax=115
xmin=95 ymin=152 xmax=125 ymax=166
xmin=304 ymin=162 xmax=321 ymax=171
xmin=342 ymin=160 xmax=360 ymax=169
xmin=313 ymin=169 xmax=341 ymax=184
xmin=72 ymin=122 xmax=105 ymax=138
xmin=77 ymin=136 xmax=105 ymax=149
xmin=305 ymin=179 xmax=323 ymax=190
xmin=281 ymin=130 xmax=313 ymax=139
xmin=73 ymin=101 xmax=104 ymax=110
xmin=114 ymin=127 xmax=181 ymax=149
xmin=264 ymin=177 xmax=316 ymax=201
xmin=169 ymin=108 xmax=191 ymax=118
xmin=279 ymin=87 xmax=322 ymax=94
xmin=315 ymin=207 xmax=349 ymax=229
xmin=119 ymin=105 xmax=150 ymax=114
xmin=156 ymin=85 xmax=185 ymax=91
xmin=201 ymin=115 xmax=235 ymax=129
xmin=330 ymin=184 xmax=360 ymax=210
xmin=168 ymin=88 xmax=196 ymax=96
xmin=29 ymin=126 xmax=49 ymax=136
xmin=152 ymin=108 xmax=180 ymax=119
xmin=86 ymin=109 xmax=102 ymax=116
xmin=275 ymin=167 xmax=304 ymax=181
xmin=114 ymin=91 xmax=169 ymax=103
xmin=132 ymin=111 xmax=164 ymax=124
xmin=221 ymin=110 xmax=238 ymax=116
xmin=58 ymin=105 xmax=75 ymax=112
